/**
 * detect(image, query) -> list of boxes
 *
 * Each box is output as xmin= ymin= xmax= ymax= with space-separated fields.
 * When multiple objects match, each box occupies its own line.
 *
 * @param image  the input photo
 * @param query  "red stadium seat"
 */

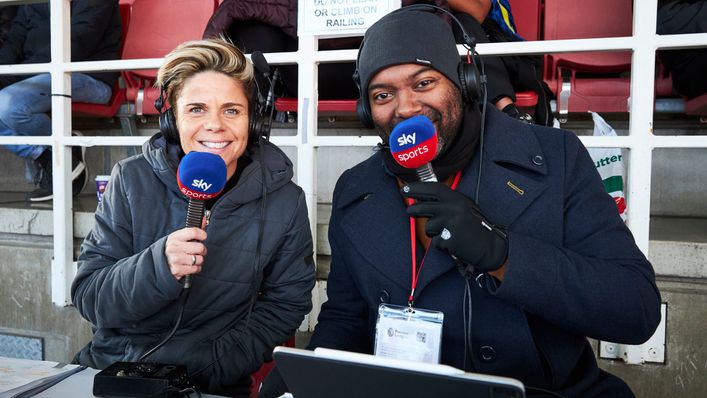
xmin=685 ymin=93 xmax=707 ymax=117
xmin=71 ymin=1 xmax=131 ymax=117
xmin=275 ymin=98 xmax=357 ymax=113
xmin=543 ymin=0 xmax=633 ymax=116
xmin=507 ymin=0 xmax=541 ymax=41
xmin=121 ymin=0 xmax=218 ymax=115
xmin=505 ymin=0 xmax=542 ymax=108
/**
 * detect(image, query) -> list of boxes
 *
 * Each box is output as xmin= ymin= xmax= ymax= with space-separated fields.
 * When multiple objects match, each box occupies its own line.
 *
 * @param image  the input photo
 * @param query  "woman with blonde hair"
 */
xmin=72 ymin=38 xmax=315 ymax=396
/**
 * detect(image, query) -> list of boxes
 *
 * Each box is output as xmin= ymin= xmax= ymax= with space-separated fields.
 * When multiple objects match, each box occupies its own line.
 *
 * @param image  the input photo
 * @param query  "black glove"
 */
xmin=258 ymin=364 xmax=289 ymax=398
xmin=402 ymin=182 xmax=508 ymax=273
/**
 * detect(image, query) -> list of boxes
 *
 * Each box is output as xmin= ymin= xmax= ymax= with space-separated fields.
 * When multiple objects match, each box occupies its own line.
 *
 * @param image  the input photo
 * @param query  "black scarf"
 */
xmin=381 ymin=105 xmax=482 ymax=182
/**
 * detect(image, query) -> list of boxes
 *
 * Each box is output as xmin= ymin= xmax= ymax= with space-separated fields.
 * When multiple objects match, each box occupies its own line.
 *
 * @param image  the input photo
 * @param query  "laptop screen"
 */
xmin=273 ymin=346 xmax=525 ymax=398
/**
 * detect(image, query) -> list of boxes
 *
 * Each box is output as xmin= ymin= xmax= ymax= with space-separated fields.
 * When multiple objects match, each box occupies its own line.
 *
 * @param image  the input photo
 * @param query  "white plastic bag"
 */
xmin=587 ymin=112 xmax=627 ymax=221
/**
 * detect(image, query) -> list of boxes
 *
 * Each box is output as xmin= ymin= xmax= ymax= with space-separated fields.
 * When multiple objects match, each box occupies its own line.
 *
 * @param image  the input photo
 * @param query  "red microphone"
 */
xmin=388 ymin=115 xmax=438 ymax=182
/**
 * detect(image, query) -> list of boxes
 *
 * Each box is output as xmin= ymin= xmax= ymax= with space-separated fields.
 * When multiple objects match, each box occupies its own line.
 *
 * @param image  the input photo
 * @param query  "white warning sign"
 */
xmin=299 ymin=0 xmax=401 ymax=37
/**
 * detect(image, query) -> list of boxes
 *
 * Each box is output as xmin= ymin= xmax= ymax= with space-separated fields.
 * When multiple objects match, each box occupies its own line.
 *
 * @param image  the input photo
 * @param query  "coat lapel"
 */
xmin=467 ymin=108 xmax=549 ymax=228
xmin=336 ymin=155 xmax=413 ymax=291
xmin=416 ymin=108 xmax=550 ymax=293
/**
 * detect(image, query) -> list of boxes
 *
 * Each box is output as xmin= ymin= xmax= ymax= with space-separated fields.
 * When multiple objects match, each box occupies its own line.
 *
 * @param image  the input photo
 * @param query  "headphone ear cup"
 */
xmin=154 ymin=96 xmax=164 ymax=114
xmin=356 ymin=98 xmax=374 ymax=129
xmin=458 ymin=60 xmax=482 ymax=103
xmin=352 ymin=69 xmax=374 ymax=129
xmin=248 ymin=97 xmax=272 ymax=145
xmin=159 ymin=108 xmax=180 ymax=145
xmin=249 ymin=112 xmax=265 ymax=145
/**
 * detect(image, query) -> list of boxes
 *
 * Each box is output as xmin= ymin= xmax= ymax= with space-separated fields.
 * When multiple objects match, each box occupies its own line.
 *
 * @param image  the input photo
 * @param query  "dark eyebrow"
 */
xmin=221 ymin=102 xmax=247 ymax=109
xmin=367 ymin=66 xmax=435 ymax=93
xmin=183 ymin=102 xmax=247 ymax=109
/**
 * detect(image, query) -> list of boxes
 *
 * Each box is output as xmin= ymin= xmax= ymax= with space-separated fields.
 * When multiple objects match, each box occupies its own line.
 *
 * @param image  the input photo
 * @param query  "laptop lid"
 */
xmin=273 ymin=346 xmax=525 ymax=398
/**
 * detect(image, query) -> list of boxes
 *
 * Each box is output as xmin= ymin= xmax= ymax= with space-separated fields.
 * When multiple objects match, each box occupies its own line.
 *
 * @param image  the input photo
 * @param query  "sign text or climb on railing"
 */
xmin=299 ymin=0 xmax=401 ymax=37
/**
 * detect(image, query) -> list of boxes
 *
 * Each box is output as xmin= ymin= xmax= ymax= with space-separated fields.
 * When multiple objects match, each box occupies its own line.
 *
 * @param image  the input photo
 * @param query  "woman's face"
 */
xmin=176 ymin=70 xmax=250 ymax=180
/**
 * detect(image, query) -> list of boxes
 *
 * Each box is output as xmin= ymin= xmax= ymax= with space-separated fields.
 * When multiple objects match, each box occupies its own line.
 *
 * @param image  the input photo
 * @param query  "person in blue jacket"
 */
xmin=262 ymin=6 xmax=661 ymax=398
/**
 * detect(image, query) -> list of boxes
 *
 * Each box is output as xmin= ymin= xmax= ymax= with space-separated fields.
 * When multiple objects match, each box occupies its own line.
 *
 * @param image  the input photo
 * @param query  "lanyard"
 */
xmin=407 ymin=171 xmax=462 ymax=306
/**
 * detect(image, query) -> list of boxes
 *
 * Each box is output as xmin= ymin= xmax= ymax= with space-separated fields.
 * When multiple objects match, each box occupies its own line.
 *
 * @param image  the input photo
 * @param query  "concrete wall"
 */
xmin=598 ymin=279 xmax=707 ymax=397
xmin=0 ymin=238 xmax=93 ymax=362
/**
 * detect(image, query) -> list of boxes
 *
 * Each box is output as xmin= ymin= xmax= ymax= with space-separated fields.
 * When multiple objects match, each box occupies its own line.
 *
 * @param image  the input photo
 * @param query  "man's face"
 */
xmin=367 ymin=64 xmax=463 ymax=156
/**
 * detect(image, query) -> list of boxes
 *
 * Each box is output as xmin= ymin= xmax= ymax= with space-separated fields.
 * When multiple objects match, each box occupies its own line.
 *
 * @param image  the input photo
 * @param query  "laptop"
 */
xmin=273 ymin=346 xmax=525 ymax=398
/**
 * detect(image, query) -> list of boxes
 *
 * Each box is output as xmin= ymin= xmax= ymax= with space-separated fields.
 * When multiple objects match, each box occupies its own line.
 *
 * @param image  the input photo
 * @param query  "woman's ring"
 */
xmin=191 ymin=255 xmax=196 ymax=266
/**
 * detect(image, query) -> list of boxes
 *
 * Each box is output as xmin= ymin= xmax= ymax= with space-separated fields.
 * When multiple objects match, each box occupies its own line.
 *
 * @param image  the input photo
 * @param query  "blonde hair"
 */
xmin=155 ymin=37 xmax=255 ymax=112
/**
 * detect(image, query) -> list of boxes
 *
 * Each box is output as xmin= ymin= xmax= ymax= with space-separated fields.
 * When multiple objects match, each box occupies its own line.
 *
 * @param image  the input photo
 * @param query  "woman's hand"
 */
xmin=165 ymin=227 xmax=208 ymax=281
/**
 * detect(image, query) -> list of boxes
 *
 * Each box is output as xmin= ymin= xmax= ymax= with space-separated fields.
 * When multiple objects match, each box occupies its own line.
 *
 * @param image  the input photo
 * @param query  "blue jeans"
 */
xmin=0 ymin=73 xmax=112 ymax=160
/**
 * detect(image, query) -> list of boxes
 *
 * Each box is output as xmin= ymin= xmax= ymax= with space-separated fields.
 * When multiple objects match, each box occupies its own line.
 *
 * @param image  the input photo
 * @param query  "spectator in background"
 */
xmin=449 ymin=0 xmax=553 ymax=125
xmin=0 ymin=2 xmax=121 ymax=202
xmin=657 ymin=0 xmax=707 ymax=99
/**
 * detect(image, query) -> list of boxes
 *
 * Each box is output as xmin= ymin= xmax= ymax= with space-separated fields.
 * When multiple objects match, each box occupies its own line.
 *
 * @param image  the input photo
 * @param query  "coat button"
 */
xmin=479 ymin=345 xmax=496 ymax=362
xmin=379 ymin=289 xmax=390 ymax=303
xmin=532 ymin=155 xmax=544 ymax=165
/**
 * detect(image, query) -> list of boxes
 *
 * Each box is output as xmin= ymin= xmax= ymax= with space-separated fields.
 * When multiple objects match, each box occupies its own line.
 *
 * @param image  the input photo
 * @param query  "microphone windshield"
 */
xmin=251 ymin=51 xmax=271 ymax=77
xmin=176 ymin=152 xmax=228 ymax=200
xmin=388 ymin=115 xmax=438 ymax=169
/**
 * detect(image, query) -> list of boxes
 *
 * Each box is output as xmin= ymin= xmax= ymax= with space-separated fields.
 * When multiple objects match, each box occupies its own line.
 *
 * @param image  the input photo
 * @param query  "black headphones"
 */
xmin=353 ymin=4 xmax=485 ymax=129
xmin=156 ymin=76 xmax=272 ymax=146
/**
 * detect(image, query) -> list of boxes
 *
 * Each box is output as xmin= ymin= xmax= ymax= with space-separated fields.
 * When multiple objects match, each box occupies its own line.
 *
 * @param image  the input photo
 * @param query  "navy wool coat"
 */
xmin=309 ymin=107 xmax=661 ymax=397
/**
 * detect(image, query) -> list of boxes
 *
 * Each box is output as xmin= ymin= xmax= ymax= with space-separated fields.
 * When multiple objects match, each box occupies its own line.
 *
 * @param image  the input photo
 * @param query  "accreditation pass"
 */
xmin=374 ymin=304 xmax=444 ymax=364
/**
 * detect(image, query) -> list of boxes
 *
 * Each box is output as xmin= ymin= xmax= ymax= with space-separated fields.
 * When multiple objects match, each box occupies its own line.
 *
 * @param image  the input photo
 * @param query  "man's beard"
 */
xmin=376 ymin=89 xmax=463 ymax=157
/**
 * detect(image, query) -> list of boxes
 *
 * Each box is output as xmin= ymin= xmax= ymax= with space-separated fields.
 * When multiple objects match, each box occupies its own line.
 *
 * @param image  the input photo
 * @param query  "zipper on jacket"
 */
xmin=204 ymin=209 xmax=212 ymax=228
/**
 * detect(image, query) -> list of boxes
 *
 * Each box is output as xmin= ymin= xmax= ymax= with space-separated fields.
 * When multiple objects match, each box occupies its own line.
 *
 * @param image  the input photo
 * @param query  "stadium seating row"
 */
xmin=74 ymin=0 xmax=217 ymax=118
xmin=73 ymin=0 xmax=705 ymax=123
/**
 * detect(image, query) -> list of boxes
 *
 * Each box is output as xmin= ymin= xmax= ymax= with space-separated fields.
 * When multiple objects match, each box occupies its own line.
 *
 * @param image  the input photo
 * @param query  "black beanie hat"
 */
xmin=355 ymin=9 xmax=461 ymax=101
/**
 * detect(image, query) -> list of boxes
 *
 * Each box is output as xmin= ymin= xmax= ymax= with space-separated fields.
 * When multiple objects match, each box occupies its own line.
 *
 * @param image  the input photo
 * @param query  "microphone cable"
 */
xmin=474 ymin=54 xmax=488 ymax=204
xmin=462 ymin=276 xmax=474 ymax=372
xmin=138 ymin=287 xmax=191 ymax=362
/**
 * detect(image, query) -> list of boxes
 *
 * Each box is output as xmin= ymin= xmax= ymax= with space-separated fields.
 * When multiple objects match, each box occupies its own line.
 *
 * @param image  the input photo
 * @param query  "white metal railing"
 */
xmin=0 ymin=0 xmax=705 ymax=306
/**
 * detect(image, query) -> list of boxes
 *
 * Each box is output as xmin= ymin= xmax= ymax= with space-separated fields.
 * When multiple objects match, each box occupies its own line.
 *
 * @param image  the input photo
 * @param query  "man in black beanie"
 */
xmin=261 ymin=7 xmax=660 ymax=398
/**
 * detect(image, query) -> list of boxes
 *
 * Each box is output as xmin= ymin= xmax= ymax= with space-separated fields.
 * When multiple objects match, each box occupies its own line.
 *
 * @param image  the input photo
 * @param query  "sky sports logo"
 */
xmin=191 ymin=178 xmax=212 ymax=192
xmin=397 ymin=132 xmax=417 ymax=146
xmin=389 ymin=115 xmax=437 ymax=168
xmin=395 ymin=131 xmax=432 ymax=162
xmin=395 ymin=142 xmax=431 ymax=162
xmin=181 ymin=186 xmax=215 ymax=200
xmin=179 ymin=178 xmax=218 ymax=200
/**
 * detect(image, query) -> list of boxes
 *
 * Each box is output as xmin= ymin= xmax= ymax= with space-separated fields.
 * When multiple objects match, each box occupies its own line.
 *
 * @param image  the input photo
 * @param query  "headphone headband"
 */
xmin=395 ymin=4 xmax=477 ymax=50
